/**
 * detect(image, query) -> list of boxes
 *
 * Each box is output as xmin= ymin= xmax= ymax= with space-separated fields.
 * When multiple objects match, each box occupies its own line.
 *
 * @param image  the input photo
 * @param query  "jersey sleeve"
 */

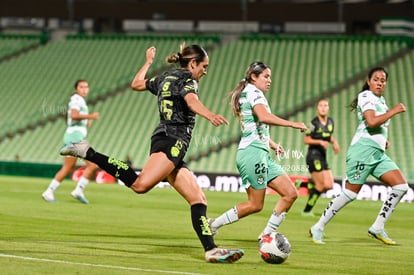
xmin=329 ymin=118 xmax=334 ymax=133
xmin=68 ymin=95 xmax=83 ymax=111
xmin=305 ymin=123 xmax=315 ymax=136
xmin=305 ymin=118 xmax=316 ymax=136
xmin=358 ymin=91 xmax=376 ymax=112
xmin=179 ymin=78 xmax=198 ymax=98
xmin=247 ymin=88 xmax=267 ymax=108
xmin=145 ymin=76 xmax=158 ymax=96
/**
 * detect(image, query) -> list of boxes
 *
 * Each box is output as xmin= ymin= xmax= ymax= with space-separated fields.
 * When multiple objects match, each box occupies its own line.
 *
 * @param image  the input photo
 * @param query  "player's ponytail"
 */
xmin=166 ymin=43 xmax=208 ymax=68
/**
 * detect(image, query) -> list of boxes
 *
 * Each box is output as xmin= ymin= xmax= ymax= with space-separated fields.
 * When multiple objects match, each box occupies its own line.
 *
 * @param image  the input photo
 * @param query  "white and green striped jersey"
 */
xmin=66 ymin=93 xmax=88 ymax=133
xmin=350 ymin=90 xmax=389 ymax=150
xmin=238 ymin=83 xmax=270 ymax=151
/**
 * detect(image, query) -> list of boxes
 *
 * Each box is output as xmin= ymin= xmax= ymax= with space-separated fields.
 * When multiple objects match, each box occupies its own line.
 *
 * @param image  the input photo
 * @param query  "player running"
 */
xmin=42 ymin=79 xmax=99 ymax=204
xmin=209 ymin=61 xmax=307 ymax=240
xmin=60 ymin=44 xmax=244 ymax=263
xmin=310 ymin=67 xmax=408 ymax=245
xmin=301 ymin=98 xmax=340 ymax=217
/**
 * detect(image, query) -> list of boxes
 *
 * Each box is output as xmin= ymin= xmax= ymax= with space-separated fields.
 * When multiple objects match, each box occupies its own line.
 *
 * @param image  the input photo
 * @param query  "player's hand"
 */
xmin=146 ymin=46 xmax=156 ymax=64
xmin=391 ymin=103 xmax=406 ymax=115
xmin=90 ymin=112 xmax=100 ymax=120
xmin=320 ymin=140 xmax=330 ymax=149
xmin=332 ymin=141 xmax=340 ymax=154
xmin=209 ymin=114 xmax=229 ymax=127
xmin=274 ymin=144 xmax=284 ymax=155
xmin=295 ymin=122 xmax=308 ymax=132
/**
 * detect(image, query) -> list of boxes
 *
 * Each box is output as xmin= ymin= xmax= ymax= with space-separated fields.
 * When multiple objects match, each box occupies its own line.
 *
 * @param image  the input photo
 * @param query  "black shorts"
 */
xmin=306 ymin=150 xmax=329 ymax=173
xmin=150 ymin=133 xmax=188 ymax=168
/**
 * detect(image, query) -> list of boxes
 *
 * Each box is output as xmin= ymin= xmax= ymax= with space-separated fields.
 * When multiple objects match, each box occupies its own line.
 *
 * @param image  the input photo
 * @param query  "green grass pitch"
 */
xmin=1 ymin=175 xmax=413 ymax=275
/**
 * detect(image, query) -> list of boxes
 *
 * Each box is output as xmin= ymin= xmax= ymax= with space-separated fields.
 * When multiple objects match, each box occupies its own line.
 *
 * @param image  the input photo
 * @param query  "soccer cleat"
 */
xmin=301 ymin=211 xmax=316 ymax=218
xmin=309 ymin=225 xmax=325 ymax=244
xmin=60 ymin=141 xmax=90 ymax=158
xmin=205 ymin=247 xmax=244 ymax=263
xmin=368 ymin=227 xmax=396 ymax=245
xmin=71 ymin=190 xmax=89 ymax=204
xmin=208 ymin=218 xmax=218 ymax=236
xmin=42 ymin=190 xmax=56 ymax=203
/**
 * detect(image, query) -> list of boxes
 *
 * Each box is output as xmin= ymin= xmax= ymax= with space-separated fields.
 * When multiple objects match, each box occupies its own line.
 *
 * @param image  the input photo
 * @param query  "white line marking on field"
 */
xmin=0 ymin=253 xmax=207 ymax=275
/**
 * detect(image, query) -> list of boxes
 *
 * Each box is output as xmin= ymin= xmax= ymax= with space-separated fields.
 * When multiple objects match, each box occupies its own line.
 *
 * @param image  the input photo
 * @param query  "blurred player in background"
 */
xmin=301 ymin=98 xmax=340 ymax=217
xmin=60 ymin=44 xmax=244 ymax=263
xmin=310 ymin=67 xmax=408 ymax=245
xmin=209 ymin=61 xmax=307 ymax=240
xmin=42 ymin=79 xmax=100 ymax=204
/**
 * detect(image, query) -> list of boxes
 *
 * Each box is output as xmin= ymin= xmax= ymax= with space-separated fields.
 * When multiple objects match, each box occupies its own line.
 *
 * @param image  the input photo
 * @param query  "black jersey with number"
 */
xmin=306 ymin=116 xmax=334 ymax=156
xmin=145 ymin=69 xmax=198 ymax=146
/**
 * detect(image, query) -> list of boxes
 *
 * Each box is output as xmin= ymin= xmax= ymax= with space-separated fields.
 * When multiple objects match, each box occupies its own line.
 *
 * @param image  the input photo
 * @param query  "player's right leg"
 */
xmin=71 ymin=161 xmax=98 ymax=204
xmin=60 ymin=141 xmax=138 ymax=187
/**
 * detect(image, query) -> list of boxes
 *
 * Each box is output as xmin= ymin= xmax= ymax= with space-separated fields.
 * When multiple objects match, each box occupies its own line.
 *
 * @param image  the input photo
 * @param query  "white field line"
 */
xmin=0 ymin=253 xmax=208 ymax=275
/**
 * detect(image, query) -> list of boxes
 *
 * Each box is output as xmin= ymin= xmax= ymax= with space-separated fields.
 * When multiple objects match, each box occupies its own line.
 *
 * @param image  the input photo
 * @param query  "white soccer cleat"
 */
xmin=310 ymin=225 xmax=325 ymax=244
xmin=60 ymin=141 xmax=90 ymax=158
xmin=368 ymin=227 xmax=396 ymax=245
xmin=205 ymin=247 xmax=244 ymax=263
xmin=42 ymin=190 xmax=56 ymax=203
xmin=71 ymin=190 xmax=89 ymax=204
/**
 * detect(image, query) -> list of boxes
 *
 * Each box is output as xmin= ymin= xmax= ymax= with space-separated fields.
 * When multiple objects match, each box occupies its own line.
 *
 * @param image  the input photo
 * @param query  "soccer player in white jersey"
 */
xmin=209 ymin=61 xmax=307 ymax=239
xmin=310 ymin=67 xmax=408 ymax=245
xmin=42 ymin=79 xmax=100 ymax=204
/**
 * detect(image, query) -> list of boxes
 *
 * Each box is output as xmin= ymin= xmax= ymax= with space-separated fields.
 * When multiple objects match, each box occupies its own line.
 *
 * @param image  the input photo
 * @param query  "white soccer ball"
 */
xmin=258 ymin=232 xmax=291 ymax=264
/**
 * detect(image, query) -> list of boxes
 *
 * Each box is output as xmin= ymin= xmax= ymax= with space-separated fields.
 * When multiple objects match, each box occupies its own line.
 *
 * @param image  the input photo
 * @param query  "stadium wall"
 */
xmin=1 ymin=1 xmax=413 ymax=35
xmin=2 ymin=161 xmax=413 ymax=202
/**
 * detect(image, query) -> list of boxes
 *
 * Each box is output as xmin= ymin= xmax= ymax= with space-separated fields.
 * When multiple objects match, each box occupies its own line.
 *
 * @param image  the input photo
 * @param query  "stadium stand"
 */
xmin=0 ymin=33 xmax=45 ymax=61
xmin=0 ymin=33 xmax=413 ymax=181
xmin=187 ymin=35 xmax=413 ymax=177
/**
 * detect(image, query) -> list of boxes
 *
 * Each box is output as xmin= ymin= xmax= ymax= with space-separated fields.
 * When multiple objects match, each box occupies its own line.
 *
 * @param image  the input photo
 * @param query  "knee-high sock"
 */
xmin=371 ymin=183 xmax=408 ymax=230
xmin=191 ymin=203 xmax=216 ymax=252
xmin=210 ymin=206 xmax=239 ymax=229
xmin=85 ymin=148 xmax=138 ymax=187
xmin=263 ymin=211 xmax=286 ymax=235
xmin=314 ymin=189 xmax=357 ymax=230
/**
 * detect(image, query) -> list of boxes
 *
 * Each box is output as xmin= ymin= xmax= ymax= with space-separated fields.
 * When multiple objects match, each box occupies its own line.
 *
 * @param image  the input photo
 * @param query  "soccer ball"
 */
xmin=258 ymin=232 xmax=291 ymax=264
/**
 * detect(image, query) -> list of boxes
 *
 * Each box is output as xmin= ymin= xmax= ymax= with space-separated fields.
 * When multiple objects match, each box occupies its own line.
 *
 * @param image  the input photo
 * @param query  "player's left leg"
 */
xmin=168 ymin=168 xmax=244 ymax=263
xmin=262 ymin=174 xmax=298 ymax=235
xmin=303 ymin=170 xmax=334 ymax=216
xmin=369 ymin=167 xmax=408 ymax=245
xmin=42 ymin=156 xmax=77 ymax=202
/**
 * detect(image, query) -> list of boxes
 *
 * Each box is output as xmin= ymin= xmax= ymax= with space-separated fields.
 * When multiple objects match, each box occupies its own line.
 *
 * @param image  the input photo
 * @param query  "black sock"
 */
xmin=85 ymin=148 xmax=138 ymax=187
xmin=303 ymin=187 xmax=321 ymax=212
xmin=191 ymin=203 xmax=216 ymax=252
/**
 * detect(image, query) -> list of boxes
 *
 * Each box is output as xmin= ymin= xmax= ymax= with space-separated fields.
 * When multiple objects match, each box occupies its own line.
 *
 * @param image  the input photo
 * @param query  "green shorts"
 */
xmin=236 ymin=146 xmax=286 ymax=190
xmin=63 ymin=130 xmax=86 ymax=145
xmin=346 ymin=143 xmax=399 ymax=184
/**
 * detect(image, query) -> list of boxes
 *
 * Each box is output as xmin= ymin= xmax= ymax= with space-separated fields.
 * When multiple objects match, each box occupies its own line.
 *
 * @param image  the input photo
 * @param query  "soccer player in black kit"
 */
xmin=302 ymin=98 xmax=340 ymax=217
xmin=60 ymin=44 xmax=244 ymax=263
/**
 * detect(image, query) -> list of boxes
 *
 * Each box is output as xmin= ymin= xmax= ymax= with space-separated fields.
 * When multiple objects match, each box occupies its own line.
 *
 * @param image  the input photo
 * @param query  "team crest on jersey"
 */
xmin=170 ymin=140 xmax=183 ymax=158
xmin=328 ymin=124 xmax=333 ymax=132
xmin=257 ymin=175 xmax=265 ymax=185
xmin=353 ymin=171 xmax=360 ymax=180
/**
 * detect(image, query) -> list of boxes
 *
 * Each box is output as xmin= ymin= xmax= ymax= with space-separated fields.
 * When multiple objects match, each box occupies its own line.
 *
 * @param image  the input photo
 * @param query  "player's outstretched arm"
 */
xmin=131 ymin=46 xmax=156 ymax=92
xmin=184 ymin=93 xmax=229 ymax=127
